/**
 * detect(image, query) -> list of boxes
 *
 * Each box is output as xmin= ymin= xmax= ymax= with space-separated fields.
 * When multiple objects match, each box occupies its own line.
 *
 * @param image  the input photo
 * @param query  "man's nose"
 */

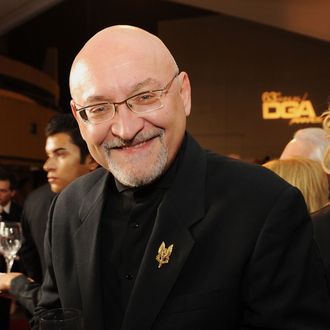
xmin=43 ymin=158 xmax=55 ymax=172
xmin=110 ymin=104 xmax=144 ymax=140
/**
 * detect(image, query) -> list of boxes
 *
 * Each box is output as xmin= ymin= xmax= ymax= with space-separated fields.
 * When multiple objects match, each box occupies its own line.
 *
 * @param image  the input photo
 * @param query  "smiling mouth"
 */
xmin=104 ymin=128 xmax=164 ymax=153
xmin=111 ymin=135 xmax=159 ymax=150
xmin=118 ymin=140 xmax=150 ymax=150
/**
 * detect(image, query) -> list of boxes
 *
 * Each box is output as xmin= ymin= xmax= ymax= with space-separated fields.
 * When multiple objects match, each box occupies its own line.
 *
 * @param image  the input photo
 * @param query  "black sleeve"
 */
xmin=19 ymin=208 xmax=43 ymax=281
xmin=10 ymin=274 xmax=41 ymax=315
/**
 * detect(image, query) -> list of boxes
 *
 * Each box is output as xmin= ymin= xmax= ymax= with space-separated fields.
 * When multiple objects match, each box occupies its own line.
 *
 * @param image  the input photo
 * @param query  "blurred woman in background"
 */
xmin=263 ymin=157 xmax=329 ymax=213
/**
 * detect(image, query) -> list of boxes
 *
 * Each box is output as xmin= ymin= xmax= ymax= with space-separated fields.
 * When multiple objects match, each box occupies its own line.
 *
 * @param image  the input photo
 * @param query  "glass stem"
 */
xmin=5 ymin=257 xmax=14 ymax=273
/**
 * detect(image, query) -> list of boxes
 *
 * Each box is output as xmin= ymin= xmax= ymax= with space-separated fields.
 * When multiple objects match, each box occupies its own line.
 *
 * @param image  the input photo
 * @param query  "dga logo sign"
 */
xmin=262 ymin=91 xmax=322 ymax=125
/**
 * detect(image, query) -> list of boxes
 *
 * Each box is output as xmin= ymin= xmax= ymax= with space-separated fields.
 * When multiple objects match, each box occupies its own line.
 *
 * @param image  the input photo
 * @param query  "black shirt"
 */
xmin=101 ymin=153 xmax=179 ymax=329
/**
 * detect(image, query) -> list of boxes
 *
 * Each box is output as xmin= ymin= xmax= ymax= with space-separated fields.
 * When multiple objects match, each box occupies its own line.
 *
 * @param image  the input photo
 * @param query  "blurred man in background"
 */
xmin=0 ymin=113 xmax=98 ymax=320
xmin=0 ymin=169 xmax=23 ymax=329
xmin=0 ymin=170 xmax=22 ymax=221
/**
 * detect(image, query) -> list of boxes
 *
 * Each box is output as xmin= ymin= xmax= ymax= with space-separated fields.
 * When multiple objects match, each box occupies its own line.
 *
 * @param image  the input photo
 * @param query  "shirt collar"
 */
xmin=0 ymin=201 xmax=11 ymax=213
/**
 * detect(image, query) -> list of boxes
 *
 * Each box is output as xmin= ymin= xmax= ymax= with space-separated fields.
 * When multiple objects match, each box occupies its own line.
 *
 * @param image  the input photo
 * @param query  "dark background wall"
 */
xmin=159 ymin=15 xmax=330 ymax=161
xmin=1 ymin=0 xmax=214 ymax=111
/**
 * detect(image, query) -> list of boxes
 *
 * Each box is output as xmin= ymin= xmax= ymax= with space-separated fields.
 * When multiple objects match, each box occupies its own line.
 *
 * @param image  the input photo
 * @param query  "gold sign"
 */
xmin=262 ymin=91 xmax=322 ymax=125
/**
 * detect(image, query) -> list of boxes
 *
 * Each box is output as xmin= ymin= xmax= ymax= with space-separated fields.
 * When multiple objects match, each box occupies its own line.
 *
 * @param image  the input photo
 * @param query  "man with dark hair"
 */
xmin=0 ymin=113 xmax=98 ymax=318
xmin=45 ymin=113 xmax=91 ymax=166
xmin=43 ymin=113 xmax=96 ymax=193
xmin=0 ymin=169 xmax=22 ymax=221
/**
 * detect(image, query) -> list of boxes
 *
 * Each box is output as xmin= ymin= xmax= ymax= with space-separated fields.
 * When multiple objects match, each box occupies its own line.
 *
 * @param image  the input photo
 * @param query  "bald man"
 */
xmin=33 ymin=26 xmax=330 ymax=330
xmin=280 ymin=127 xmax=329 ymax=163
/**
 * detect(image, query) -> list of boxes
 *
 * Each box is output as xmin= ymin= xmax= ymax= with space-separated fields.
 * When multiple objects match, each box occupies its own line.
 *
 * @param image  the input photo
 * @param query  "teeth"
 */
xmin=122 ymin=141 xmax=146 ymax=150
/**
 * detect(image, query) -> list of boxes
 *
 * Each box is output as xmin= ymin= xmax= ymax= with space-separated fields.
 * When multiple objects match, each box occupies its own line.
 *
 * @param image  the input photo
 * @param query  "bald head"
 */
xmin=280 ymin=128 xmax=328 ymax=161
xmin=68 ymin=24 xmax=191 ymax=185
xmin=70 ymin=25 xmax=178 ymax=103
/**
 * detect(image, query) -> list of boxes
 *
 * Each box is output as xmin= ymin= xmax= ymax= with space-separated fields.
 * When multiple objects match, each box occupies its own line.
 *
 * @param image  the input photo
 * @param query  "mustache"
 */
xmin=104 ymin=129 xmax=164 ymax=150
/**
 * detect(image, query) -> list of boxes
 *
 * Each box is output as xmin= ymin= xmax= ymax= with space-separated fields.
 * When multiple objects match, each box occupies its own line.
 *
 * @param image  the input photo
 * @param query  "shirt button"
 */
xmin=125 ymin=274 xmax=133 ymax=280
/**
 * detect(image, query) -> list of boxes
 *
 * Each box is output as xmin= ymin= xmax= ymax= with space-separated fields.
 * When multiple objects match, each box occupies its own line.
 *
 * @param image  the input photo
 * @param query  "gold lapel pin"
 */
xmin=156 ymin=241 xmax=174 ymax=268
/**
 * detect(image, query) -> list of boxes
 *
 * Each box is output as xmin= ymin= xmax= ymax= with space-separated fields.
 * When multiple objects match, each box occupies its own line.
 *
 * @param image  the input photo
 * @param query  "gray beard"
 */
xmin=103 ymin=130 xmax=168 ymax=187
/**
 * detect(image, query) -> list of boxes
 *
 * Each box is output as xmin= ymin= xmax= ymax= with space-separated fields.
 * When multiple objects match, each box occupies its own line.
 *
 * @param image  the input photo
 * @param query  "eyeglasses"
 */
xmin=74 ymin=72 xmax=179 ymax=125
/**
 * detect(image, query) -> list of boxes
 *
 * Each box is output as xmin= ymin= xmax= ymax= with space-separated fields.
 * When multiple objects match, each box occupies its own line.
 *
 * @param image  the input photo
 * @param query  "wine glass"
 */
xmin=0 ymin=221 xmax=23 ymax=273
xmin=39 ymin=308 xmax=83 ymax=329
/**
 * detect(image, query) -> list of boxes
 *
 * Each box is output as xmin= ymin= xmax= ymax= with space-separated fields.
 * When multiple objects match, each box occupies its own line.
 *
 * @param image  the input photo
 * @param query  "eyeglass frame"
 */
xmin=72 ymin=71 xmax=180 ymax=125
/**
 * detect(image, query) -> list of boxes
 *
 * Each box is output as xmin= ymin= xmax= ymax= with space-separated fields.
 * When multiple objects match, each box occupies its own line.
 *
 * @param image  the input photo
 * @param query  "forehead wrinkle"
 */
xmin=71 ymin=32 xmax=177 ymax=104
xmin=129 ymin=77 xmax=159 ymax=94
xmin=83 ymin=76 xmax=160 ymax=104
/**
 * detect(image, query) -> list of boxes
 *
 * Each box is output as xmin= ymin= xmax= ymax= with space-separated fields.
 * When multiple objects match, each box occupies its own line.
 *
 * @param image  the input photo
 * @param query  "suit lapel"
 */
xmin=122 ymin=134 xmax=206 ymax=330
xmin=74 ymin=170 xmax=109 ymax=328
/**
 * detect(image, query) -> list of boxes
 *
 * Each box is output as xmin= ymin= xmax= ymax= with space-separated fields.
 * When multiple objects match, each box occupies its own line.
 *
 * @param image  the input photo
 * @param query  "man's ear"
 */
xmin=86 ymin=155 xmax=99 ymax=171
xmin=10 ymin=189 xmax=16 ymax=198
xmin=179 ymin=72 xmax=191 ymax=117
xmin=71 ymin=100 xmax=79 ymax=121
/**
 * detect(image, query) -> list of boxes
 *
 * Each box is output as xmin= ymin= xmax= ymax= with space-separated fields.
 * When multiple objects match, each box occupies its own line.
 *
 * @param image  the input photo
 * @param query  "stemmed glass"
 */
xmin=0 ymin=221 xmax=23 ymax=273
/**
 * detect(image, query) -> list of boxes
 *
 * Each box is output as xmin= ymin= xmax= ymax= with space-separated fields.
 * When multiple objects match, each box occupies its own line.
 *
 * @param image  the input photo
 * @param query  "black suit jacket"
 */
xmin=0 ymin=200 xmax=22 ymax=221
xmin=8 ymin=184 xmax=56 ymax=315
xmin=34 ymin=134 xmax=330 ymax=330
xmin=19 ymin=184 xmax=56 ymax=281
xmin=312 ymin=203 xmax=330 ymax=290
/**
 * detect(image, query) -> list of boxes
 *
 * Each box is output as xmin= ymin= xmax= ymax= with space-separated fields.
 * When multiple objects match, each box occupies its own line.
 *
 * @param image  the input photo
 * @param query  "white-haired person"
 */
xmin=280 ymin=127 xmax=329 ymax=163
